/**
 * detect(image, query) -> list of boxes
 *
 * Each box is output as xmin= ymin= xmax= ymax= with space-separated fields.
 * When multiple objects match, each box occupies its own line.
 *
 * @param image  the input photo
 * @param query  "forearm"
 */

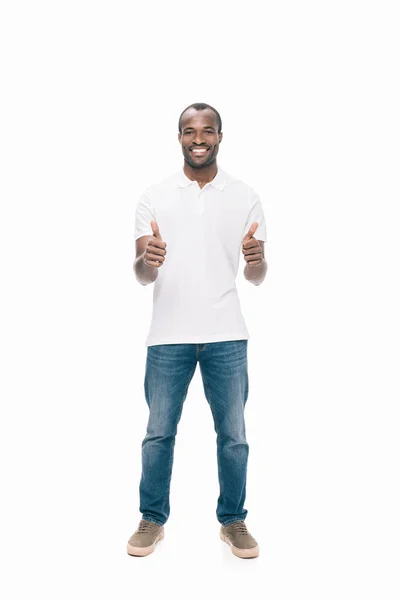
xmin=244 ymin=258 xmax=268 ymax=285
xmin=134 ymin=253 xmax=159 ymax=285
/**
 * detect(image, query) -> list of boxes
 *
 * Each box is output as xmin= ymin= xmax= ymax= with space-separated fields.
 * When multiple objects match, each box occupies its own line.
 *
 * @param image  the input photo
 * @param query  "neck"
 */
xmin=183 ymin=160 xmax=218 ymax=188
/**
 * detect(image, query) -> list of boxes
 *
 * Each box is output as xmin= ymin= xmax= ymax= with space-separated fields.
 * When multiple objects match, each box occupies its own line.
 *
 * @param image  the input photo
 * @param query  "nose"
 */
xmin=193 ymin=131 xmax=206 ymax=145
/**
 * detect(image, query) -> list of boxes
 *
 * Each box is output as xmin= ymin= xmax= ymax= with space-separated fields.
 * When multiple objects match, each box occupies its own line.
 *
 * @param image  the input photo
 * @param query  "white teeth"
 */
xmin=192 ymin=149 xmax=207 ymax=153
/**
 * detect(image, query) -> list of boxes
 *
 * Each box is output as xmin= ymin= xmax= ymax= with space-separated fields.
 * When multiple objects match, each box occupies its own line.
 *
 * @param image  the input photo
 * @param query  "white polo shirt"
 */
xmin=134 ymin=165 xmax=267 ymax=347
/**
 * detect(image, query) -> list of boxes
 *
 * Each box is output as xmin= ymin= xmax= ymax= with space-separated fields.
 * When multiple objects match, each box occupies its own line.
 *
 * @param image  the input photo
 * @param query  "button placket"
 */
xmin=193 ymin=185 xmax=205 ymax=215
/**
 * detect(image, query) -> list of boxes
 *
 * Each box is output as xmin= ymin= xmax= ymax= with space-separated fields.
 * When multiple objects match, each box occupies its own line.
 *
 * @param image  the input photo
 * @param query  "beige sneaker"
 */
xmin=220 ymin=520 xmax=259 ymax=558
xmin=127 ymin=519 xmax=165 ymax=556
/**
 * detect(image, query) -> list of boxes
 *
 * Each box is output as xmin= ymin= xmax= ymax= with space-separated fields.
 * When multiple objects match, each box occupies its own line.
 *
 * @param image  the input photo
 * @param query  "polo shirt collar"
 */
xmin=177 ymin=166 xmax=226 ymax=191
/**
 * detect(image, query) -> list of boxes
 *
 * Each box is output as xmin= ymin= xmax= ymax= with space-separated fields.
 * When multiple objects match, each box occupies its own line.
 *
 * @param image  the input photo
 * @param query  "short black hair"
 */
xmin=178 ymin=103 xmax=222 ymax=134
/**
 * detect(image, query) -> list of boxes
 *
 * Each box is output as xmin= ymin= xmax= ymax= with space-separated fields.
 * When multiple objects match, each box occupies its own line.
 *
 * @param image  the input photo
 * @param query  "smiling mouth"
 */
xmin=190 ymin=147 xmax=210 ymax=156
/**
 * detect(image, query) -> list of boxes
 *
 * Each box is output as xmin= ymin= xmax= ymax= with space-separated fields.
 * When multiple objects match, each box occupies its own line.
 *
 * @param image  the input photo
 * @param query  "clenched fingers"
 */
xmin=145 ymin=237 xmax=167 ymax=268
xmin=148 ymin=237 xmax=167 ymax=250
xmin=242 ymin=238 xmax=263 ymax=266
xmin=144 ymin=253 xmax=165 ymax=267
xmin=245 ymin=254 xmax=263 ymax=266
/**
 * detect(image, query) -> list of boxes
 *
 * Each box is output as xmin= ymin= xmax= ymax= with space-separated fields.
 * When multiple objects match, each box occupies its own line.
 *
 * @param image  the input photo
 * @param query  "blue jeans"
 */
xmin=139 ymin=340 xmax=250 ymax=527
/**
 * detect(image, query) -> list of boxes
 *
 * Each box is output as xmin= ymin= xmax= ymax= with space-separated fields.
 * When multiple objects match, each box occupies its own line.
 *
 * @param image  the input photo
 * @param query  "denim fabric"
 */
xmin=139 ymin=340 xmax=250 ymax=526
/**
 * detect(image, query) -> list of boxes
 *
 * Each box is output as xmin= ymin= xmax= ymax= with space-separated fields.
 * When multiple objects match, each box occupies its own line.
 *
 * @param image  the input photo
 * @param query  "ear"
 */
xmin=218 ymin=132 xmax=223 ymax=143
xmin=178 ymin=132 xmax=182 ymax=143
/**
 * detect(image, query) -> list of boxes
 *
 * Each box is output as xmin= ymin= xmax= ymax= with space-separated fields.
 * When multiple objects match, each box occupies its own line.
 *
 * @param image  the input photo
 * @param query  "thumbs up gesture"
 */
xmin=242 ymin=222 xmax=263 ymax=267
xmin=144 ymin=220 xmax=167 ymax=268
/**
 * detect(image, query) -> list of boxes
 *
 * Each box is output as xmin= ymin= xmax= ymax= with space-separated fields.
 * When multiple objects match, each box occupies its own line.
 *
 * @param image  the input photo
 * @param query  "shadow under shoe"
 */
xmin=127 ymin=519 xmax=165 ymax=556
xmin=220 ymin=520 xmax=259 ymax=558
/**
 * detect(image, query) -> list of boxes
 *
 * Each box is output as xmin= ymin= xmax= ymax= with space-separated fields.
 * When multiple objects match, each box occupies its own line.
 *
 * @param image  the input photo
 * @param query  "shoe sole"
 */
xmin=220 ymin=531 xmax=259 ymax=558
xmin=127 ymin=529 xmax=165 ymax=557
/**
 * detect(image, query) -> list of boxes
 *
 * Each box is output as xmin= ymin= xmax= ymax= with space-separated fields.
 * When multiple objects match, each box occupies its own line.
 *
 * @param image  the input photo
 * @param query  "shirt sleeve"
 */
xmin=134 ymin=192 xmax=156 ymax=242
xmin=244 ymin=190 xmax=268 ymax=242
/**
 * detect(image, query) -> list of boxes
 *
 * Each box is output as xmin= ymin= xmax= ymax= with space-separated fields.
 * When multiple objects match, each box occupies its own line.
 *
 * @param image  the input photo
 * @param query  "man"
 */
xmin=127 ymin=103 xmax=268 ymax=559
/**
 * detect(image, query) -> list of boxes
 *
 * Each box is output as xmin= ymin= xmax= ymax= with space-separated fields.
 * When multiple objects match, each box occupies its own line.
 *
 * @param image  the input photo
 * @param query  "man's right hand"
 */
xmin=144 ymin=220 xmax=167 ymax=268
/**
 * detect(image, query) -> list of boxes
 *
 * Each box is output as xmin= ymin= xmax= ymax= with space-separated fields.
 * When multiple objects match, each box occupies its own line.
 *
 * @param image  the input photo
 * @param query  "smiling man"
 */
xmin=127 ymin=103 xmax=268 ymax=559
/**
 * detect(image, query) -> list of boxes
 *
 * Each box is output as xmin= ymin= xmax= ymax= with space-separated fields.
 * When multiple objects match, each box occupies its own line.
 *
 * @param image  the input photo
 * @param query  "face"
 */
xmin=178 ymin=108 xmax=223 ymax=169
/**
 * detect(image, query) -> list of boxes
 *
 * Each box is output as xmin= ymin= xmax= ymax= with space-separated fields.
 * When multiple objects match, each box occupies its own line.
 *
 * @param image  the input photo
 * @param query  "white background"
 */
xmin=1 ymin=1 xmax=399 ymax=598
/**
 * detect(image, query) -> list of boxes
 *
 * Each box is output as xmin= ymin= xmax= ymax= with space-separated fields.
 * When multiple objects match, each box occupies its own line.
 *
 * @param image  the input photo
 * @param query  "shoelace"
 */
xmin=230 ymin=521 xmax=249 ymax=535
xmin=137 ymin=520 xmax=157 ymax=533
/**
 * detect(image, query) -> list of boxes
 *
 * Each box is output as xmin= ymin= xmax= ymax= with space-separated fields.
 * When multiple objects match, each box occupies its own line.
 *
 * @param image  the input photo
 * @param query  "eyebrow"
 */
xmin=183 ymin=126 xmax=216 ymax=131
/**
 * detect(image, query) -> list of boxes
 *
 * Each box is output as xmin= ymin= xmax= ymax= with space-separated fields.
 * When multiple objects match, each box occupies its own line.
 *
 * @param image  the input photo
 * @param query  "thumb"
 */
xmin=150 ymin=220 xmax=162 ymax=240
xmin=243 ymin=222 xmax=259 ymax=242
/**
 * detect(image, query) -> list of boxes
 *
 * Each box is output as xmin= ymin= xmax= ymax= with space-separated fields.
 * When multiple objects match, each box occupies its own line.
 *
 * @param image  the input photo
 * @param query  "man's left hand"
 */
xmin=242 ymin=222 xmax=263 ymax=267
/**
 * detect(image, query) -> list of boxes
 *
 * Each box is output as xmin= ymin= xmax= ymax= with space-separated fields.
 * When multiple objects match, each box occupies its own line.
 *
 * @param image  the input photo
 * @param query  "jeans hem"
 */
xmin=142 ymin=516 xmax=165 ymax=527
xmin=220 ymin=517 xmax=246 ymax=527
